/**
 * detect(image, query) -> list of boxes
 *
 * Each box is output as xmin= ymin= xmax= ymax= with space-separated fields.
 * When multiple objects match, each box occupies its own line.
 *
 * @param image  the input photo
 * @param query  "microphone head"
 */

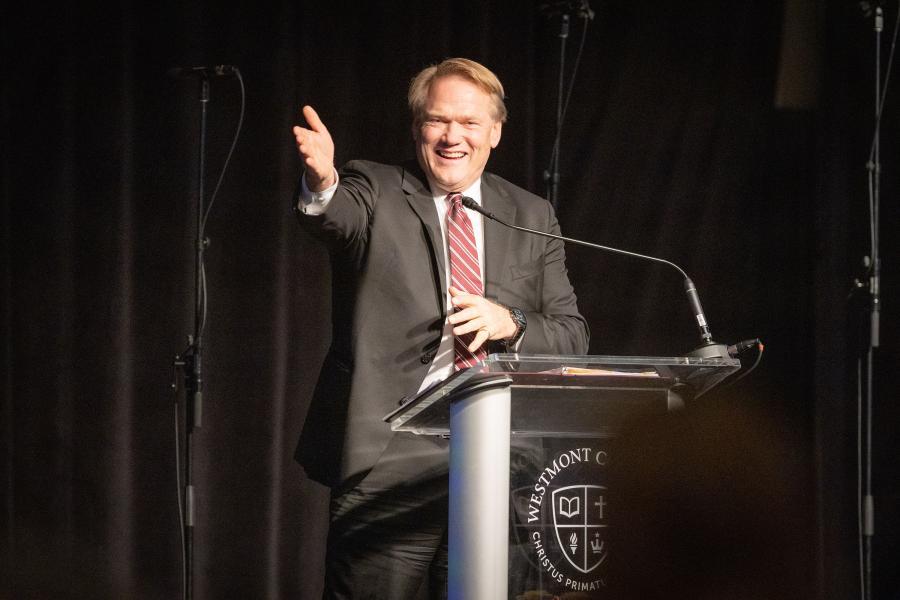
xmin=460 ymin=196 xmax=499 ymax=221
xmin=460 ymin=196 xmax=478 ymax=210
xmin=213 ymin=65 xmax=239 ymax=77
xmin=167 ymin=65 xmax=239 ymax=79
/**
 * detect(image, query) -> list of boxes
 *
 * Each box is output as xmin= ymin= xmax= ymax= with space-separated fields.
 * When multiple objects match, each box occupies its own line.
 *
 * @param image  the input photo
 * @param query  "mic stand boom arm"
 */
xmin=460 ymin=197 xmax=727 ymax=357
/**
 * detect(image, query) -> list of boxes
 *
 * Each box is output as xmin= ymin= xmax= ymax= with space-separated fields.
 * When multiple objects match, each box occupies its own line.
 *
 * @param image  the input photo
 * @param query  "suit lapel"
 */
xmin=481 ymin=174 xmax=516 ymax=299
xmin=400 ymin=167 xmax=516 ymax=311
xmin=401 ymin=166 xmax=447 ymax=314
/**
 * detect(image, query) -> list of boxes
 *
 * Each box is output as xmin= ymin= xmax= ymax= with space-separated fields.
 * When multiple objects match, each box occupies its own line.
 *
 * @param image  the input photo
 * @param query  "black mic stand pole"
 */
xmin=175 ymin=74 xmax=210 ymax=600
xmin=545 ymin=13 xmax=569 ymax=210
xmin=862 ymin=7 xmax=883 ymax=599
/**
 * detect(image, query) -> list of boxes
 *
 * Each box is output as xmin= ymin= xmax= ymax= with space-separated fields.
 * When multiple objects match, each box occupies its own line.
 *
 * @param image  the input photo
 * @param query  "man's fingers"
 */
xmin=468 ymin=328 xmax=490 ymax=352
xmin=448 ymin=285 xmax=474 ymax=301
xmin=453 ymin=318 xmax=483 ymax=336
xmin=295 ymin=129 xmax=313 ymax=150
xmin=447 ymin=307 xmax=480 ymax=325
xmin=447 ymin=287 xmax=512 ymax=341
xmin=450 ymin=290 xmax=480 ymax=309
xmin=454 ymin=316 xmax=497 ymax=338
xmin=293 ymin=125 xmax=312 ymax=145
xmin=302 ymin=105 xmax=329 ymax=134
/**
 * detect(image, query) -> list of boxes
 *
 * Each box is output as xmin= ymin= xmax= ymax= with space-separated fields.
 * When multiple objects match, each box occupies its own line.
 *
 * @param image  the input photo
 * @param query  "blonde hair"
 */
xmin=408 ymin=58 xmax=508 ymax=126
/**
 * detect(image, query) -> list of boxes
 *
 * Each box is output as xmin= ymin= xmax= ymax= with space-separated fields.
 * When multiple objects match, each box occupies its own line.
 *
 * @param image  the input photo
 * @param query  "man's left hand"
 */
xmin=447 ymin=286 xmax=517 ymax=352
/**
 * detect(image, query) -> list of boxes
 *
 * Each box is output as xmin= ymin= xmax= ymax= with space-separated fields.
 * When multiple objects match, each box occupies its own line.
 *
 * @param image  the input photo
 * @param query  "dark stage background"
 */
xmin=2 ymin=1 xmax=899 ymax=598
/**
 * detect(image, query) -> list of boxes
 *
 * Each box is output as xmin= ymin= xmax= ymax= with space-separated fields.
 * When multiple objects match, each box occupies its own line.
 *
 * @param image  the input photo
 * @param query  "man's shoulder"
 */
xmin=482 ymin=171 xmax=550 ymax=209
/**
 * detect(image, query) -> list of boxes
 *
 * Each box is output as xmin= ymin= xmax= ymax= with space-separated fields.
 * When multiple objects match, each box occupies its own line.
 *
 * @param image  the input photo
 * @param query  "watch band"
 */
xmin=507 ymin=306 xmax=527 ymax=346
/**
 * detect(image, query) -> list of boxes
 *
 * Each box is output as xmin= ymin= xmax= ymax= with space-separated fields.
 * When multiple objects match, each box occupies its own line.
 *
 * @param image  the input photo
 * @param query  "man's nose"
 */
xmin=442 ymin=121 xmax=463 ymax=144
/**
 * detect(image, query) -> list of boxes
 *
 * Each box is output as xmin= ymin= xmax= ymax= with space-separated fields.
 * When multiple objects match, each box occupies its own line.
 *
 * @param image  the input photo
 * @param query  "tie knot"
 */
xmin=446 ymin=193 xmax=464 ymax=209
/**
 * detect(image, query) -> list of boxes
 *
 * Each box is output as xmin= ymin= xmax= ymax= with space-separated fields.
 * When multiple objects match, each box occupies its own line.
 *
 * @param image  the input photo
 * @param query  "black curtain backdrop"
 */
xmin=2 ymin=1 xmax=898 ymax=598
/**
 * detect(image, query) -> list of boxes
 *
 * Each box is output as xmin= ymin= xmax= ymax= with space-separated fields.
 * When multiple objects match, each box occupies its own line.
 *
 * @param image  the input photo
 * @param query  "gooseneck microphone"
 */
xmin=460 ymin=196 xmax=729 ymax=358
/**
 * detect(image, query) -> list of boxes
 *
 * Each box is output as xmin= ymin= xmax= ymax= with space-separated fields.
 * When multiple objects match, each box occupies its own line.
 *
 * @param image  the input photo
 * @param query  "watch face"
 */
xmin=509 ymin=307 xmax=526 ymax=342
xmin=512 ymin=308 xmax=526 ymax=327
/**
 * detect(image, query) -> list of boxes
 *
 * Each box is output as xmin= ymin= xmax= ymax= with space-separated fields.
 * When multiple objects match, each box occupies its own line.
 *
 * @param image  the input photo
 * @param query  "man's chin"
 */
xmin=430 ymin=172 xmax=468 ymax=194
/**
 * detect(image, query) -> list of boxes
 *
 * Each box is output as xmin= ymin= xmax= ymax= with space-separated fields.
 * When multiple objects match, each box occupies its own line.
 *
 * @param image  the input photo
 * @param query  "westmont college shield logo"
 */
xmin=552 ymin=484 xmax=608 ymax=573
xmin=510 ymin=444 xmax=611 ymax=596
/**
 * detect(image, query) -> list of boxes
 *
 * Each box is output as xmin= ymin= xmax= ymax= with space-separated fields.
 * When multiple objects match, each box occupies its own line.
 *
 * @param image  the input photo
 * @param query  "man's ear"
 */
xmin=490 ymin=121 xmax=502 ymax=149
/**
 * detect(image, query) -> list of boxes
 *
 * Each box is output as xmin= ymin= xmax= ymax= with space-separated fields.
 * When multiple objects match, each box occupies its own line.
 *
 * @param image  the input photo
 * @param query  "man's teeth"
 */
xmin=438 ymin=151 xmax=466 ymax=159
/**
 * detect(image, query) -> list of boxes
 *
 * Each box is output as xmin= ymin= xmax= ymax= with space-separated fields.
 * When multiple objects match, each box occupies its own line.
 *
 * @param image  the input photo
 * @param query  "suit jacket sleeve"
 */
xmin=515 ymin=199 xmax=589 ymax=356
xmin=293 ymin=160 xmax=384 ymax=262
xmin=482 ymin=173 xmax=589 ymax=357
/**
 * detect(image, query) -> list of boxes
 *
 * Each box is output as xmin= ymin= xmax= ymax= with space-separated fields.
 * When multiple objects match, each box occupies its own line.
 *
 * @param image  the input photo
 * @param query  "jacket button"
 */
xmin=421 ymin=354 xmax=433 ymax=364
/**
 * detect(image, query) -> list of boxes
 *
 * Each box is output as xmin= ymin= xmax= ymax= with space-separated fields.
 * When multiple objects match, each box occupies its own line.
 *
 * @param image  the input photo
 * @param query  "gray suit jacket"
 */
xmin=294 ymin=160 xmax=589 ymax=487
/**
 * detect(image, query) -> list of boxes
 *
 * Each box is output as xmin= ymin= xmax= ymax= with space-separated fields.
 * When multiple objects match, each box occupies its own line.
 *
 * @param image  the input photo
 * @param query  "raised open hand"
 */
xmin=292 ymin=105 xmax=336 ymax=191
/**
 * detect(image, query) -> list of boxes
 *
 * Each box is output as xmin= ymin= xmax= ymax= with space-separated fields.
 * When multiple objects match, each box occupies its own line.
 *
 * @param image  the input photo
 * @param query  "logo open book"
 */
xmin=559 ymin=495 xmax=581 ymax=518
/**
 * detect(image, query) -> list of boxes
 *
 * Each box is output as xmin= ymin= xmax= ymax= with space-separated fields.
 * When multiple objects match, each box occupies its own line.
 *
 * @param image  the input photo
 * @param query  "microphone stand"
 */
xmin=461 ymin=197 xmax=730 ymax=358
xmin=168 ymin=63 xmax=241 ymax=600
xmin=861 ymin=7 xmax=884 ymax=599
xmin=544 ymin=13 xmax=569 ymax=210
xmin=540 ymin=1 xmax=595 ymax=211
xmin=174 ymin=74 xmax=210 ymax=600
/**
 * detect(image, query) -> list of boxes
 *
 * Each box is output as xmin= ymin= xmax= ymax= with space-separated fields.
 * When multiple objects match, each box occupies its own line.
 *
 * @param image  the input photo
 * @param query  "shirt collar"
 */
xmin=431 ymin=178 xmax=483 ymax=206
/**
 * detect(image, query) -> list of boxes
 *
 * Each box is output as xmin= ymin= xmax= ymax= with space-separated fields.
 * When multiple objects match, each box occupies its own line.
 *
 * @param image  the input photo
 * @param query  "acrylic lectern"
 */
xmin=384 ymin=353 xmax=740 ymax=600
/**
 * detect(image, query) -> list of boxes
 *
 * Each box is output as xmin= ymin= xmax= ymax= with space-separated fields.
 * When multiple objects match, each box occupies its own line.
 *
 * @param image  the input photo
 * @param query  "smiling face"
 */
xmin=413 ymin=75 xmax=502 ymax=195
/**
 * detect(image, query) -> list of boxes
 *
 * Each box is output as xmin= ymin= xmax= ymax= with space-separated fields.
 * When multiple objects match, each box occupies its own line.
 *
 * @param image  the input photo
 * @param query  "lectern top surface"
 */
xmin=384 ymin=353 xmax=741 ymax=433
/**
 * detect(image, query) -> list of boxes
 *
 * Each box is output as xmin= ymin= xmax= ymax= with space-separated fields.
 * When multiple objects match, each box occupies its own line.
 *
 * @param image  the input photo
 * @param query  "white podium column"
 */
xmin=448 ymin=383 xmax=511 ymax=600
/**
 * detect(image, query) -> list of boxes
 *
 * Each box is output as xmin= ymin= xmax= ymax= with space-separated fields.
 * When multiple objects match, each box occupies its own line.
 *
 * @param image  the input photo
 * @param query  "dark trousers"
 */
xmin=323 ymin=435 xmax=450 ymax=600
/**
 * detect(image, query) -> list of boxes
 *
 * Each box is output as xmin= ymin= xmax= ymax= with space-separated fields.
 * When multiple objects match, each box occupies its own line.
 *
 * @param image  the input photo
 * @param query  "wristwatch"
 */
xmin=506 ymin=306 xmax=527 ymax=347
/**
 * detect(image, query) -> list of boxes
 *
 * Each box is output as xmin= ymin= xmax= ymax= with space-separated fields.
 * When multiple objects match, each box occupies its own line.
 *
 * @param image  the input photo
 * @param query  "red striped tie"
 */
xmin=446 ymin=193 xmax=488 ymax=370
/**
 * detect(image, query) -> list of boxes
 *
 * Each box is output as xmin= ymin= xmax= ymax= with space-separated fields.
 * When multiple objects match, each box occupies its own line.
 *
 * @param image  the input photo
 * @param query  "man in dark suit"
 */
xmin=292 ymin=58 xmax=589 ymax=599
